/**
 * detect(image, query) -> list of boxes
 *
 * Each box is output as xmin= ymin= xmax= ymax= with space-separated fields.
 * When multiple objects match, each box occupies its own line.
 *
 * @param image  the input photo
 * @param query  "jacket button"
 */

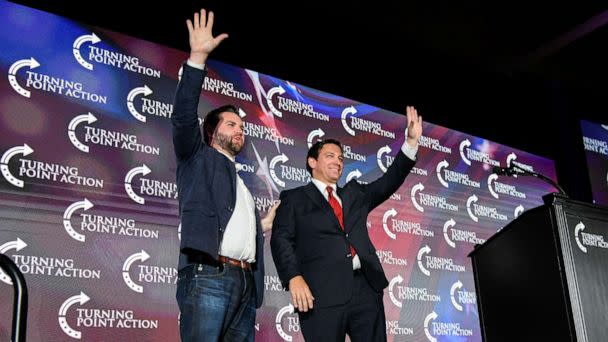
xmin=346 ymin=253 xmax=352 ymax=258
xmin=345 ymin=233 xmax=349 ymax=238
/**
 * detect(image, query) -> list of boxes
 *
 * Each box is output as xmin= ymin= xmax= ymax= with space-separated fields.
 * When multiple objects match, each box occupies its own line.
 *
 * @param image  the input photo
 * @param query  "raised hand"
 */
xmin=405 ymin=106 xmax=423 ymax=147
xmin=186 ymin=9 xmax=229 ymax=65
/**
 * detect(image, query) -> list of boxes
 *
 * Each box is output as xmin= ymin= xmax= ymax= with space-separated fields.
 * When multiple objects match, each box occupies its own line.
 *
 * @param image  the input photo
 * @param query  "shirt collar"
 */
xmin=215 ymin=148 xmax=236 ymax=163
xmin=311 ymin=178 xmax=337 ymax=194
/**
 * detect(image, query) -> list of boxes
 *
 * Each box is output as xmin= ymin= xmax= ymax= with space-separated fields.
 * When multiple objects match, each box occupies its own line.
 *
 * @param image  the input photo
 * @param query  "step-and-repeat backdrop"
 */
xmin=0 ymin=1 xmax=558 ymax=341
xmin=581 ymin=119 xmax=608 ymax=206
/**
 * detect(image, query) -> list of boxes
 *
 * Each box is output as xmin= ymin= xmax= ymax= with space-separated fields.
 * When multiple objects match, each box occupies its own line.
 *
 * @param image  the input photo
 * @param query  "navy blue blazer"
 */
xmin=271 ymin=150 xmax=415 ymax=308
xmin=172 ymin=63 xmax=264 ymax=308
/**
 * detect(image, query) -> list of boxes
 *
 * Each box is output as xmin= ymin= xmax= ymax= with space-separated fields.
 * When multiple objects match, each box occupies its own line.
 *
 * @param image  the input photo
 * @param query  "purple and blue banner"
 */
xmin=0 ymin=1 xmax=558 ymax=341
xmin=581 ymin=119 xmax=608 ymax=206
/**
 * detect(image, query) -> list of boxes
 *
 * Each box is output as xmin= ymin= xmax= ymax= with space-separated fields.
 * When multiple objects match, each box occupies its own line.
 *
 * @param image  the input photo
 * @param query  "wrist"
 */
xmin=189 ymin=51 xmax=209 ymax=65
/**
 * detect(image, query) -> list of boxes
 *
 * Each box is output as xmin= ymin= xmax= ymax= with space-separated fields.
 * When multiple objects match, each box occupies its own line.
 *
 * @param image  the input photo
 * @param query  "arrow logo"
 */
xmin=275 ymin=303 xmax=295 ymax=341
xmin=423 ymin=311 xmax=438 ymax=342
xmin=376 ymin=145 xmax=392 ymax=173
xmin=341 ymin=106 xmax=357 ymax=136
xmin=410 ymin=183 xmax=424 ymax=213
xmin=466 ymin=194 xmax=479 ymax=222
xmin=269 ymin=154 xmax=289 ymax=188
xmin=506 ymin=152 xmax=518 ymax=178
xmin=266 ymin=86 xmax=286 ymax=117
xmin=73 ymin=33 xmax=101 ymax=70
xmin=124 ymin=164 xmax=151 ymax=204
xmin=388 ymin=274 xmax=404 ymax=308
xmin=417 ymin=245 xmax=431 ymax=276
xmin=1 ymin=144 xmax=34 ymax=188
xmin=487 ymin=173 xmax=499 ymax=199
xmin=459 ymin=139 xmax=471 ymax=166
xmin=514 ymin=204 xmax=524 ymax=218
xmin=0 ymin=238 xmax=27 ymax=285
xmin=346 ymin=169 xmax=362 ymax=183
xmin=307 ymin=128 xmax=325 ymax=148
xmin=382 ymin=208 xmax=398 ymax=240
xmin=122 ymin=250 xmax=150 ymax=293
xmin=58 ymin=292 xmax=90 ymax=339
xmin=63 ymin=199 xmax=93 ymax=242
xmin=8 ymin=57 xmax=40 ymax=98
xmin=68 ymin=112 xmax=97 ymax=153
xmin=575 ymin=221 xmax=587 ymax=253
xmin=127 ymin=85 xmax=153 ymax=122
xmin=436 ymin=159 xmax=449 ymax=188
xmin=443 ymin=218 xmax=456 ymax=248
xmin=450 ymin=280 xmax=464 ymax=311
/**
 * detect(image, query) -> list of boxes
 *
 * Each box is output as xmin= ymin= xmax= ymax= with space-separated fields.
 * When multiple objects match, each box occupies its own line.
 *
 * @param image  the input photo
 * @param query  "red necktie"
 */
xmin=326 ymin=186 xmax=356 ymax=257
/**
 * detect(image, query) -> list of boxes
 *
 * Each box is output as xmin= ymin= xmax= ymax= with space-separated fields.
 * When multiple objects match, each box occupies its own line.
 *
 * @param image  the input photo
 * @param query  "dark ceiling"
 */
xmin=8 ymin=0 xmax=608 ymax=199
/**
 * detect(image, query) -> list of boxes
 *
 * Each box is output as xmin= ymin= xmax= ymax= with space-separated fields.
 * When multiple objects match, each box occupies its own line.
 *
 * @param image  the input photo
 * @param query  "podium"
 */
xmin=469 ymin=194 xmax=608 ymax=342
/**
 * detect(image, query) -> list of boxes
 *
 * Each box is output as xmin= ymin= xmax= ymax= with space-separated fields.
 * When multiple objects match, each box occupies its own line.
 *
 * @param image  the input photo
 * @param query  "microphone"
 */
xmin=492 ymin=165 xmax=518 ymax=176
xmin=492 ymin=164 xmax=569 ymax=197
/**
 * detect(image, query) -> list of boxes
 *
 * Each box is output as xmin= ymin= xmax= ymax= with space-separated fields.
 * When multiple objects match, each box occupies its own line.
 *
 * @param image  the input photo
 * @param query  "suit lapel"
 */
xmin=304 ymin=183 xmax=342 ymax=231
xmin=337 ymin=186 xmax=354 ymax=233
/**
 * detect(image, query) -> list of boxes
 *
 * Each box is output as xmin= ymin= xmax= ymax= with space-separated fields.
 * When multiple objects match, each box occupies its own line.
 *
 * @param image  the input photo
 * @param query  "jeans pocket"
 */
xmin=192 ymin=264 xmax=227 ymax=278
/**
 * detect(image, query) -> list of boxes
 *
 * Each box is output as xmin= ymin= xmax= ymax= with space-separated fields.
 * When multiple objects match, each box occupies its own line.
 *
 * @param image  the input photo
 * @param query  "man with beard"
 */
xmin=172 ymin=9 xmax=277 ymax=341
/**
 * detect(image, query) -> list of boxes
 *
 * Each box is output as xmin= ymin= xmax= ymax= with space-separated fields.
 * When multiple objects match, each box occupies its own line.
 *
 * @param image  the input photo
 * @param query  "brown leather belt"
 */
xmin=219 ymin=255 xmax=251 ymax=270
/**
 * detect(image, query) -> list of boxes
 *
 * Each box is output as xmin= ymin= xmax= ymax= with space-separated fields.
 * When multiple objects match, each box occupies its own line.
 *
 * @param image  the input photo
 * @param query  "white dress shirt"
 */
xmin=216 ymin=151 xmax=257 ymax=263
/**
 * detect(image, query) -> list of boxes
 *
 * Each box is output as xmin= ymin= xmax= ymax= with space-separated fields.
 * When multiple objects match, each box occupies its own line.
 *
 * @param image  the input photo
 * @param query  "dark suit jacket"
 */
xmin=172 ymin=63 xmax=264 ymax=308
xmin=271 ymin=150 xmax=415 ymax=308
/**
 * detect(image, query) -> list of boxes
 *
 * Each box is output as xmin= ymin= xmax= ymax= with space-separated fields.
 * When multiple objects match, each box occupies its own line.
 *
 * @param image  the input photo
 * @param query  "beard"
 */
xmin=214 ymin=131 xmax=243 ymax=156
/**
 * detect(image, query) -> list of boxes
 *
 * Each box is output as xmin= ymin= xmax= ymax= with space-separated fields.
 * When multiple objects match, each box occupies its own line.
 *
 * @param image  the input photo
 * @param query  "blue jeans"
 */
xmin=176 ymin=263 xmax=256 ymax=342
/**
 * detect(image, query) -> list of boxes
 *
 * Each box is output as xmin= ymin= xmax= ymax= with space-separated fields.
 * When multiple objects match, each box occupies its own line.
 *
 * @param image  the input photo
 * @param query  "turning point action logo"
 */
xmin=459 ymin=139 xmax=499 ymax=167
xmin=382 ymin=208 xmax=434 ymax=239
xmin=410 ymin=183 xmax=459 ymax=213
xmin=1 ymin=143 xmax=33 ymax=188
xmin=376 ymin=145 xmax=392 ymax=173
xmin=9 ymin=57 xmax=106 ymax=103
xmin=443 ymin=218 xmax=485 ymax=248
xmin=388 ymin=274 xmax=440 ymax=308
xmin=574 ymin=221 xmax=608 ymax=253
xmin=64 ymin=199 xmax=159 ymax=241
xmin=266 ymin=85 xmax=328 ymax=121
xmin=417 ymin=245 xmax=466 ymax=277
xmin=0 ymin=238 xmax=27 ymax=285
xmin=269 ymin=153 xmax=309 ymax=188
xmin=275 ymin=303 xmax=299 ymax=341
xmin=466 ymin=194 xmax=508 ymax=223
xmin=68 ymin=113 xmax=160 ymax=155
xmin=74 ymin=32 xmax=161 ymax=77
xmin=435 ymin=160 xmax=480 ymax=188
xmin=341 ymin=106 xmax=394 ymax=138
xmin=2 ymin=144 xmax=104 ymax=189
xmin=59 ymin=292 xmax=158 ymax=339
xmin=423 ymin=311 xmax=472 ymax=342
xmin=124 ymin=164 xmax=151 ymax=204
xmin=122 ymin=250 xmax=178 ymax=293
xmin=450 ymin=280 xmax=476 ymax=311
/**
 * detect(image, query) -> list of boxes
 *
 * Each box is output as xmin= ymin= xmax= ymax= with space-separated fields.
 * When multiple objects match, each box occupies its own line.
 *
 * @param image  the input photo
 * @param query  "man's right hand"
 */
xmin=289 ymin=275 xmax=315 ymax=312
xmin=186 ymin=9 xmax=229 ymax=65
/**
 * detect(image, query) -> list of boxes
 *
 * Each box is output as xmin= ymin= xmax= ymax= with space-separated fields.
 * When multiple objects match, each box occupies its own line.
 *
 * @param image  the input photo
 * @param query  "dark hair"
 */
xmin=202 ymin=104 xmax=239 ymax=145
xmin=306 ymin=139 xmax=343 ymax=175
